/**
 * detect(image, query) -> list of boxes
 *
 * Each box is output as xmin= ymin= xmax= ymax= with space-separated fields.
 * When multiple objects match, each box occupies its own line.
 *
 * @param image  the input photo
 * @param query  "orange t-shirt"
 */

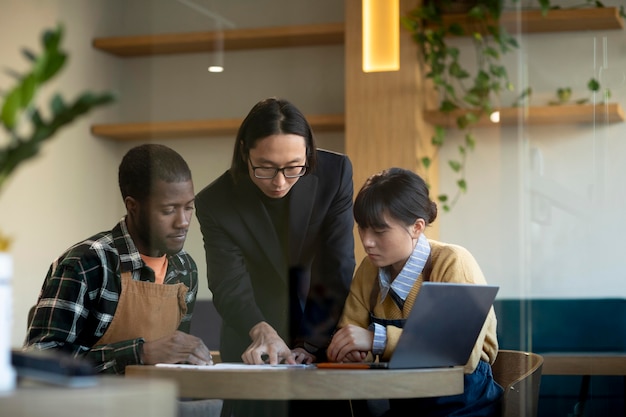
xmin=140 ymin=254 xmax=168 ymax=284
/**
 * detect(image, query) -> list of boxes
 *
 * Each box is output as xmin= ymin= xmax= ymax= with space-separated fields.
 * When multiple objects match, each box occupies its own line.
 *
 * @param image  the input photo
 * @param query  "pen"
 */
xmin=315 ymin=363 xmax=371 ymax=369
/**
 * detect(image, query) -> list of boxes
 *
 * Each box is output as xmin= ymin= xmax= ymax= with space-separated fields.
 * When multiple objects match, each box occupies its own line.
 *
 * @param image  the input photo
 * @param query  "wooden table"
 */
xmin=0 ymin=375 xmax=177 ymax=417
xmin=542 ymin=352 xmax=626 ymax=376
xmin=542 ymin=353 xmax=626 ymax=417
xmin=125 ymin=364 xmax=464 ymax=400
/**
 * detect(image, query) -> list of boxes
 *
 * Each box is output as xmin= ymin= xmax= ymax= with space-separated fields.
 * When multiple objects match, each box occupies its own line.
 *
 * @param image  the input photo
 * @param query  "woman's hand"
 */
xmin=326 ymin=324 xmax=373 ymax=362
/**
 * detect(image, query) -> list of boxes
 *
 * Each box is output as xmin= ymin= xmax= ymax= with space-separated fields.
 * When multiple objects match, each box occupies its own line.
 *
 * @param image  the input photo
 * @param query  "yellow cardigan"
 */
xmin=338 ymin=239 xmax=498 ymax=374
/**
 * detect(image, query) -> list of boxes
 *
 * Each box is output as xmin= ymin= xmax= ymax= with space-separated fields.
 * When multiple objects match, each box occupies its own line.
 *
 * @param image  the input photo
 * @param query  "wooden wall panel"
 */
xmin=345 ymin=0 xmax=440 ymax=263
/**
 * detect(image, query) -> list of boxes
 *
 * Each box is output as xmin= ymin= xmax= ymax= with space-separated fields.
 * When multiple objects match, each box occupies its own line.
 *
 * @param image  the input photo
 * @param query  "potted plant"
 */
xmin=0 ymin=24 xmax=115 ymax=247
xmin=0 ymin=24 xmax=115 ymax=393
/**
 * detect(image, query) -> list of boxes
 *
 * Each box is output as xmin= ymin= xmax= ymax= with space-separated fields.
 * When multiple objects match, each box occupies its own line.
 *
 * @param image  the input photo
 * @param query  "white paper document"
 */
xmin=155 ymin=363 xmax=314 ymax=370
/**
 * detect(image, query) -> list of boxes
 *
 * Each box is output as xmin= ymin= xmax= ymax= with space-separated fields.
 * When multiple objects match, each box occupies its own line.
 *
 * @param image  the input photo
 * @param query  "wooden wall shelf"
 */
xmin=436 ymin=7 xmax=624 ymax=34
xmin=92 ymin=7 xmax=622 ymax=58
xmin=91 ymin=114 xmax=345 ymax=141
xmin=91 ymin=8 xmax=623 ymax=140
xmin=423 ymin=103 xmax=625 ymax=128
xmin=92 ymin=103 xmax=624 ymax=141
xmin=92 ymin=22 xmax=344 ymax=57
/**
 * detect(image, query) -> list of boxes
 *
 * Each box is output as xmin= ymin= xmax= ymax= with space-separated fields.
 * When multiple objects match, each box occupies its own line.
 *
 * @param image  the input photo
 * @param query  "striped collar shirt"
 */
xmin=378 ymin=233 xmax=431 ymax=305
xmin=372 ymin=234 xmax=431 ymax=355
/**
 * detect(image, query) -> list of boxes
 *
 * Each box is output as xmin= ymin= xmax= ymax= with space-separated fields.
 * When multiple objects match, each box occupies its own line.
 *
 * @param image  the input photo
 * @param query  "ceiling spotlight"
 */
xmin=177 ymin=0 xmax=234 ymax=73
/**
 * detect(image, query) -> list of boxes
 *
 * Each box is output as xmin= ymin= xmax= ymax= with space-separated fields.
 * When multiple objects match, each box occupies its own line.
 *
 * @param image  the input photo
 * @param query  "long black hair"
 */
xmin=229 ymin=97 xmax=317 ymax=181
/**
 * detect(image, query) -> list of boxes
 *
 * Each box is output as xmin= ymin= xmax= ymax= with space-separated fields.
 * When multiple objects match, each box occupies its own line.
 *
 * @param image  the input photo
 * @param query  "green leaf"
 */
xmin=484 ymin=46 xmax=499 ymax=59
xmin=1 ymin=87 xmax=22 ymax=129
xmin=475 ymin=70 xmax=491 ymax=85
xmin=448 ymin=23 xmax=465 ymax=37
xmin=588 ymin=78 xmax=600 ymax=92
xmin=465 ymin=133 xmax=476 ymax=150
xmin=50 ymin=94 xmax=66 ymax=117
xmin=537 ymin=0 xmax=551 ymax=15
xmin=506 ymin=81 xmax=515 ymax=92
xmin=440 ymin=100 xmax=458 ymax=113
xmin=421 ymin=157 xmax=431 ymax=169
xmin=457 ymin=179 xmax=467 ymax=193
xmin=456 ymin=115 xmax=469 ymax=130
xmin=443 ymin=83 xmax=456 ymax=97
xmin=431 ymin=72 xmax=444 ymax=85
xmin=30 ymin=109 xmax=44 ymax=128
xmin=448 ymin=160 xmax=462 ymax=172
xmin=42 ymin=25 xmax=63 ymax=51
xmin=468 ymin=5 xmax=486 ymax=20
xmin=432 ymin=126 xmax=446 ymax=146
xmin=449 ymin=62 xmax=469 ymax=79
xmin=0 ymin=136 xmax=44 ymax=187
xmin=447 ymin=47 xmax=460 ymax=61
xmin=438 ymin=194 xmax=448 ymax=203
xmin=557 ymin=87 xmax=572 ymax=103
xmin=472 ymin=31 xmax=484 ymax=43
xmin=39 ymin=52 xmax=67 ymax=83
xmin=456 ymin=112 xmax=479 ymax=130
xmin=507 ymin=36 xmax=519 ymax=49
xmin=490 ymin=64 xmax=507 ymax=78
xmin=464 ymin=112 xmax=479 ymax=124
xmin=32 ymin=25 xmax=66 ymax=84
xmin=21 ymin=48 xmax=37 ymax=62
xmin=20 ymin=74 xmax=37 ymax=108
xmin=463 ymin=92 xmax=482 ymax=107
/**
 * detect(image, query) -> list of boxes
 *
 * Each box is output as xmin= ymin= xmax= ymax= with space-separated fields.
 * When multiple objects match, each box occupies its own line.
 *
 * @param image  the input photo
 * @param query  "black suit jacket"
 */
xmin=195 ymin=149 xmax=355 ymax=361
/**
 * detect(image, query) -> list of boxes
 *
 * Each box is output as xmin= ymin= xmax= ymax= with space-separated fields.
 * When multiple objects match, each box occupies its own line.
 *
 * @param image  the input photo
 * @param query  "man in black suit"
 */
xmin=195 ymin=97 xmax=355 ymax=416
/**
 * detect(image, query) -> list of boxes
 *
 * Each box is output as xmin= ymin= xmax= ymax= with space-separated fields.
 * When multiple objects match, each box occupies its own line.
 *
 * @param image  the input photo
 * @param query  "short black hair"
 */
xmin=354 ymin=167 xmax=438 ymax=229
xmin=230 ymin=97 xmax=317 ymax=181
xmin=119 ymin=144 xmax=192 ymax=202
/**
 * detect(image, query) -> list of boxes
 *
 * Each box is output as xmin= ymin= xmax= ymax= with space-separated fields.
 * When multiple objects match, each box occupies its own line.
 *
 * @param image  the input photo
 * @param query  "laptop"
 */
xmin=317 ymin=282 xmax=499 ymax=369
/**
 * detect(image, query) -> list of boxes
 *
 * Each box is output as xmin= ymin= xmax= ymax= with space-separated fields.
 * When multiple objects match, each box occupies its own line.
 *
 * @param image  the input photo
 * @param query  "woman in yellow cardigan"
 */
xmin=327 ymin=167 xmax=503 ymax=417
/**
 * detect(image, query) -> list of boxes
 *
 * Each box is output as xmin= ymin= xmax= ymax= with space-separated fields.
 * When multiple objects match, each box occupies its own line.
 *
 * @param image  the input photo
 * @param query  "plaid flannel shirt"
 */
xmin=24 ymin=217 xmax=198 ymax=374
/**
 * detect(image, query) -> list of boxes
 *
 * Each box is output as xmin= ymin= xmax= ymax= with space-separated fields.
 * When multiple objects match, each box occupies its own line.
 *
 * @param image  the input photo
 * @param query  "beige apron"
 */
xmin=96 ymin=271 xmax=188 ymax=344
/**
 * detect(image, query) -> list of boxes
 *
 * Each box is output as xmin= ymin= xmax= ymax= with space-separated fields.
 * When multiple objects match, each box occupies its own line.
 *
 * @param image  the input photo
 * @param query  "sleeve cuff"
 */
xmin=371 ymin=323 xmax=387 ymax=356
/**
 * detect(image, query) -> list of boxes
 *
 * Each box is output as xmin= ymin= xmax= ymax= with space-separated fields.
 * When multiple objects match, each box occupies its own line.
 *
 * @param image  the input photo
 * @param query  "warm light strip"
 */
xmin=362 ymin=0 xmax=400 ymax=72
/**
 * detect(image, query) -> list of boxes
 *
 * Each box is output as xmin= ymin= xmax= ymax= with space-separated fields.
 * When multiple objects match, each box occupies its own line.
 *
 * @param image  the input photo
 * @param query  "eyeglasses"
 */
xmin=249 ymin=159 xmax=308 ymax=179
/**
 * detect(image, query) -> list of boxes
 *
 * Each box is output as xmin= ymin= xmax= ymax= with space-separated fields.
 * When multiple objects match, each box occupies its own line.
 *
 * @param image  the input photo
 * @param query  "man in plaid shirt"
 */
xmin=24 ymin=144 xmax=212 ymax=374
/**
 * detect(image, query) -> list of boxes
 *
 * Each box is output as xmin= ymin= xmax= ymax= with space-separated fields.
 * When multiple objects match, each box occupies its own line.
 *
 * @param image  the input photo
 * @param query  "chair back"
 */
xmin=492 ymin=350 xmax=543 ymax=417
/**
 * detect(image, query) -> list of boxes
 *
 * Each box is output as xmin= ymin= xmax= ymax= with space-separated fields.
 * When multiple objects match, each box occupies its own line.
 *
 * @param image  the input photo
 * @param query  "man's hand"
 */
xmin=142 ymin=331 xmax=212 ymax=365
xmin=291 ymin=347 xmax=316 ymax=364
xmin=326 ymin=324 xmax=372 ymax=363
xmin=242 ymin=321 xmax=295 ymax=365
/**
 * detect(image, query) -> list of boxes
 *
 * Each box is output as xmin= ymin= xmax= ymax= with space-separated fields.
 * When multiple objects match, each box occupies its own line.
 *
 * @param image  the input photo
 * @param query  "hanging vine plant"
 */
xmin=401 ymin=0 xmax=623 ymax=212
xmin=401 ymin=0 xmax=521 ymax=211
